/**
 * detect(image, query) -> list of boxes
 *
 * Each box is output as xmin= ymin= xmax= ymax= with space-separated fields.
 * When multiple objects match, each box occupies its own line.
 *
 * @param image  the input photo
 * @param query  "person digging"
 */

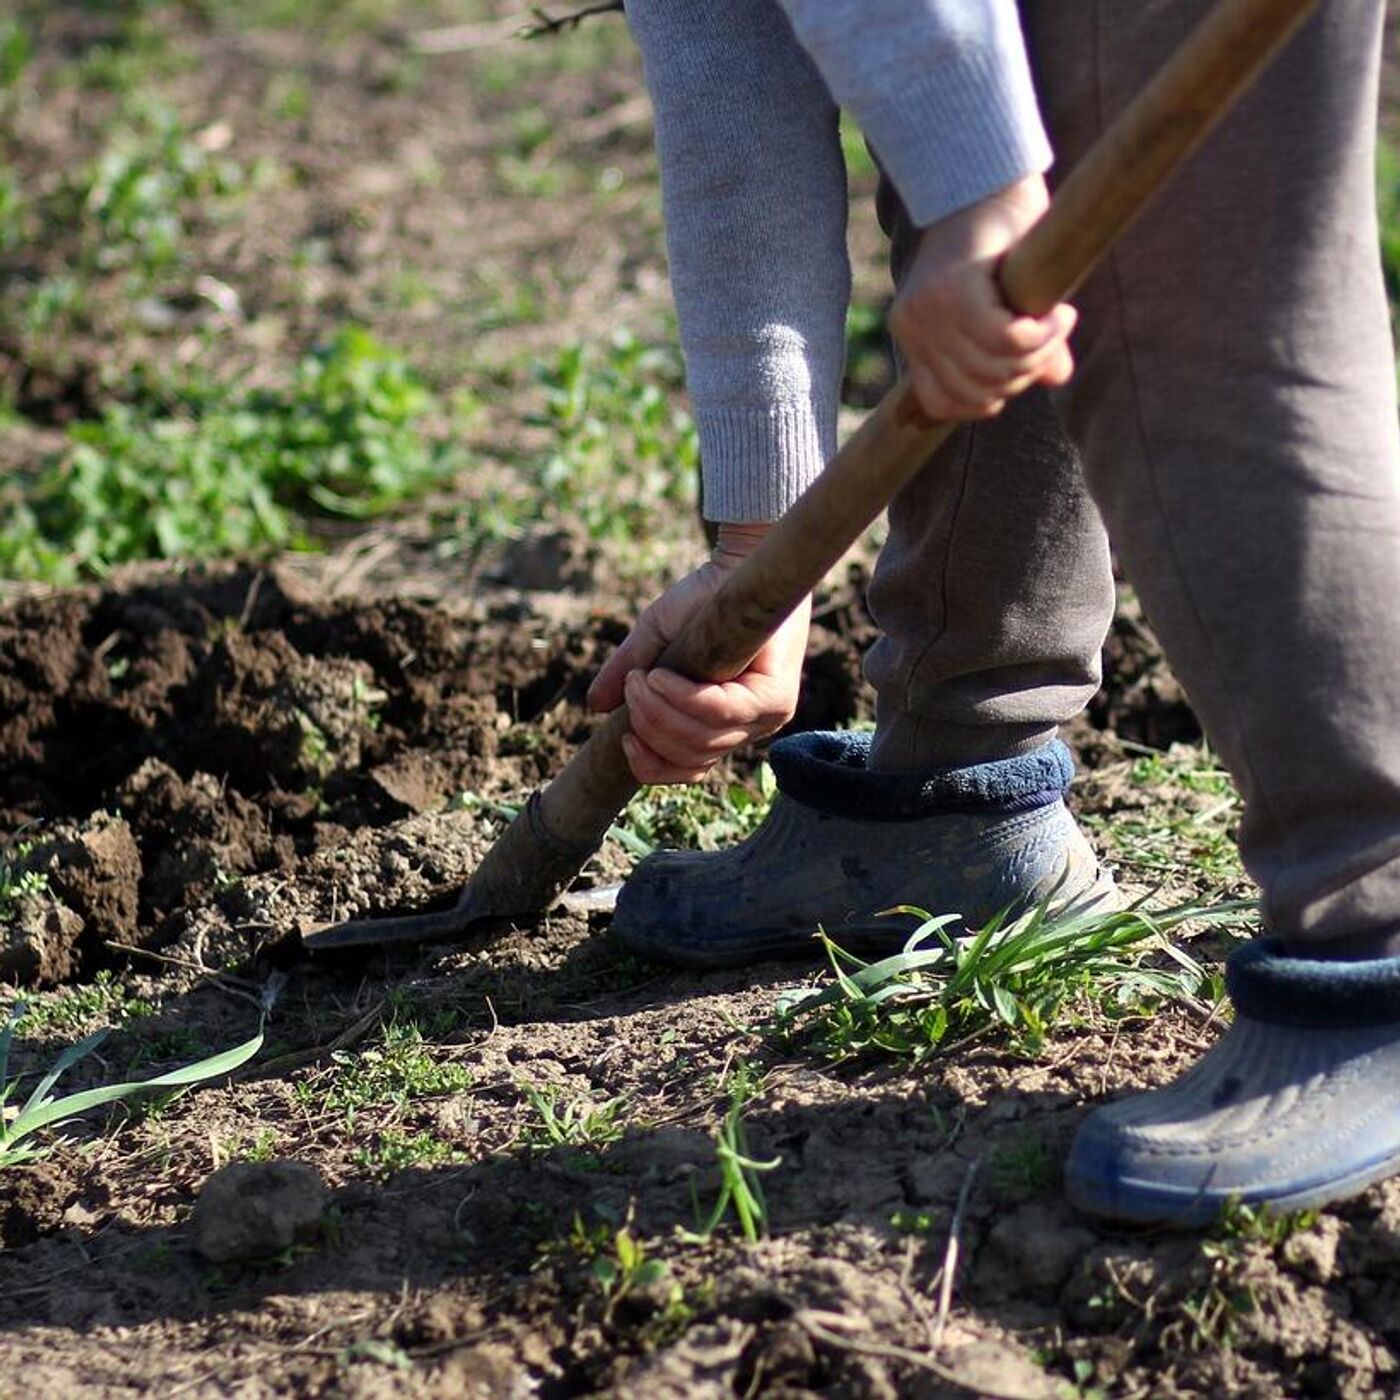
xmin=586 ymin=0 xmax=1400 ymax=1227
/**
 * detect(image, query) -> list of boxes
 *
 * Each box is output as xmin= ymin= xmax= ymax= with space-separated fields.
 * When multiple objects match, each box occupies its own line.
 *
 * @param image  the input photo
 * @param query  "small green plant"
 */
xmin=316 ymin=1014 xmax=473 ymax=1129
xmin=519 ymin=1080 xmax=627 ymax=1151
xmin=838 ymin=110 xmax=878 ymax=182
xmin=1172 ymin=1200 xmax=1318 ymax=1351
xmin=773 ymin=896 xmax=1246 ymax=1063
xmin=238 ymin=1127 xmax=280 ymax=1163
xmin=1083 ymin=744 xmax=1245 ymax=889
xmin=0 ymin=1004 xmax=262 ymax=1169
xmin=890 ymin=1208 xmax=941 ymax=1235
xmin=1215 ymin=1198 xmax=1318 ymax=1248
xmin=0 ymin=840 xmax=46 ymax=917
xmin=686 ymin=1063 xmax=780 ymax=1243
xmin=0 ymin=328 xmax=460 ymax=583
xmin=0 ymin=17 xmax=30 ymax=90
xmin=612 ymin=764 xmax=775 ymax=856
xmin=527 ymin=332 xmax=697 ymax=555
xmin=843 ymin=300 xmax=893 ymax=408
xmin=68 ymin=101 xmax=248 ymax=274
xmin=986 ymin=1134 xmax=1060 ymax=1200
xmin=15 ymin=970 xmax=154 ymax=1036
xmin=352 ymin=1128 xmax=462 ymax=1175
xmin=591 ymin=1225 xmax=683 ymax=1324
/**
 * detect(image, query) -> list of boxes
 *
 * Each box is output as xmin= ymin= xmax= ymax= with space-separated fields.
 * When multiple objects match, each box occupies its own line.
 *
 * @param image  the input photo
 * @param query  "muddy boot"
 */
xmin=611 ymin=731 xmax=1117 ymax=968
xmin=1066 ymin=939 xmax=1400 ymax=1225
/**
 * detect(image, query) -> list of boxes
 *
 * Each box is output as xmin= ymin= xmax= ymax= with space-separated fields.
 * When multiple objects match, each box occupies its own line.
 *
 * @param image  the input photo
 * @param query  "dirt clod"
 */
xmin=6 ymin=813 xmax=142 ymax=975
xmin=1 ymin=896 xmax=84 ymax=986
xmin=190 ymin=1159 xmax=327 ymax=1263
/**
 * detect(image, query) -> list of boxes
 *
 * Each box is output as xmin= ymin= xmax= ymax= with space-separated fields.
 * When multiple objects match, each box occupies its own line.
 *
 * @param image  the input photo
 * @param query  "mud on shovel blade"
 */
xmin=302 ymin=0 xmax=1321 ymax=953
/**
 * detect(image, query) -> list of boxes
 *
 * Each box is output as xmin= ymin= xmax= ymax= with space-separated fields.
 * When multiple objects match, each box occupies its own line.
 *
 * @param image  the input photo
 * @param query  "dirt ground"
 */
xmin=2 ymin=3 xmax=1399 ymax=1398
xmin=0 ymin=555 xmax=1386 ymax=1400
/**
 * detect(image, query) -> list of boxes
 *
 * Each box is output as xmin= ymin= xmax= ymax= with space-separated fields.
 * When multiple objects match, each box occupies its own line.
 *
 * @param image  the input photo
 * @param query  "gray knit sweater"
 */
xmin=625 ymin=0 xmax=1051 ymax=522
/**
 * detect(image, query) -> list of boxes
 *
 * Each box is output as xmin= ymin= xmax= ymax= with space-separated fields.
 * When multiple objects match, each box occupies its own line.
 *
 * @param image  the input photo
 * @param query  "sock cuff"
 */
xmin=767 ymin=730 xmax=1073 ymax=821
xmin=1228 ymin=937 xmax=1400 ymax=1029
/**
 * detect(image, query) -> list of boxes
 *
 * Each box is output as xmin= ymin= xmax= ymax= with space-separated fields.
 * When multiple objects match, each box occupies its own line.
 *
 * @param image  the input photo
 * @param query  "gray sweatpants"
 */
xmin=866 ymin=1 xmax=1400 ymax=953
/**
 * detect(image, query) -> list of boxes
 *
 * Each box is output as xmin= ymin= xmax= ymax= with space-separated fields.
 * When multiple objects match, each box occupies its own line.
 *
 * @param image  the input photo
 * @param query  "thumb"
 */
xmin=587 ymin=609 xmax=669 ymax=712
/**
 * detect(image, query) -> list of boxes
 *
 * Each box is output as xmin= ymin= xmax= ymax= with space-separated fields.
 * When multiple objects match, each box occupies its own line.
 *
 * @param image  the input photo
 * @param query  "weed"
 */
xmin=352 ymin=1128 xmax=462 ymax=1175
xmin=0 ymin=1005 xmax=262 ymax=1169
xmin=16 ymin=971 xmax=154 ymax=1037
xmin=519 ymin=1080 xmax=627 ymax=1151
xmin=69 ymin=101 xmax=248 ymax=275
xmin=889 ymin=1208 xmax=941 ymax=1235
xmin=527 ymin=332 xmax=697 ymax=560
xmin=63 ymin=11 xmax=186 ymax=95
xmin=0 ymin=328 xmax=460 ymax=583
xmin=264 ymin=72 xmax=311 ymax=122
xmin=1081 ymin=744 xmax=1245 ymax=890
xmin=238 ymin=1127 xmax=280 ymax=1163
xmin=839 ymin=111 xmax=878 ymax=182
xmin=843 ymin=300 xmax=893 ymax=408
xmin=340 ymin=1338 xmax=415 ymax=1370
xmin=591 ymin=1224 xmax=685 ymax=1326
xmin=612 ymin=764 xmax=774 ymax=857
xmin=495 ymin=153 xmax=570 ymax=199
xmin=772 ymin=896 xmax=1243 ymax=1063
xmin=685 ymin=1062 xmax=779 ymax=1243
xmin=1176 ymin=1237 xmax=1263 ymax=1350
xmin=0 ymin=840 xmax=47 ymax=918
xmin=315 ymin=1012 xmax=473 ymax=1128
xmin=1215 ymin=1198 xmax=1318 ymax=1248
xmin=125 ymin=1026 xmax=210 ymax=1070
xmin=0 ymin=167 xmax=26 ymax=255
xmin=297 ymin=713 xmax=333 ymax=780
xmin=986 ymin=1134 xmax=1060 ymax=1200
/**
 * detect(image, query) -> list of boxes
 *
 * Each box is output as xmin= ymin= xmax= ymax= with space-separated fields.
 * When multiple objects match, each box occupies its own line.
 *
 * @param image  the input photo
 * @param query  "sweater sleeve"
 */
xmin=776 ymin=0 xmax=1052 ymax=227
xmin=627 ymin=0 xmax=850 ymax=523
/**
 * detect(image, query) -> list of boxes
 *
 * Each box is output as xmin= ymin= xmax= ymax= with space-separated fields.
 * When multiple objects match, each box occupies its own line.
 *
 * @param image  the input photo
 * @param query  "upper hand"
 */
xmin=889 ymin=174 xmax=1077 ymax=422
xmin=587 ymin=523 xmax=811 ymax=785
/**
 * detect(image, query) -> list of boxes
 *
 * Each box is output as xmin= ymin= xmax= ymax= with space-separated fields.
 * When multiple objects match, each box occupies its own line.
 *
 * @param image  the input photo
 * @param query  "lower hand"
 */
xmin=587 ymin=523 xmax=810 ymax=785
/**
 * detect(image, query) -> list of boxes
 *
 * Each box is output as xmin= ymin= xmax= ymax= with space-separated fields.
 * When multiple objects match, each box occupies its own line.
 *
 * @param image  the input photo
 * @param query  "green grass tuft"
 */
xmin=772 ymin=894 xmax=1248 ymax=1063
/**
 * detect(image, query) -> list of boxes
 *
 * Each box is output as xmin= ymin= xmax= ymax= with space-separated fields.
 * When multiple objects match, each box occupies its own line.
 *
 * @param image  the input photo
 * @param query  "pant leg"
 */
xmin=1024 ymin=0 xmax=1400 ymax=951
xmin=865 ymin=178 xmax=1116 ymax=771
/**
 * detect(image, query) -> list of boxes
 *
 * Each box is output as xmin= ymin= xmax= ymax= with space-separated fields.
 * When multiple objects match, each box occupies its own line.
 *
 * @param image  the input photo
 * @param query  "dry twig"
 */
xmin=521 ymin=2 xmax=625 ymax=38
xmin=933 ymin=1155 xmax=981 ymax=1346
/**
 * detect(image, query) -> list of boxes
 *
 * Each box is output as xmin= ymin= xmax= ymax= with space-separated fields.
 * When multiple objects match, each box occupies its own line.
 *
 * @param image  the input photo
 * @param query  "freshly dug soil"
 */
xmin=0 ymin=560 xmax=886 ymax=985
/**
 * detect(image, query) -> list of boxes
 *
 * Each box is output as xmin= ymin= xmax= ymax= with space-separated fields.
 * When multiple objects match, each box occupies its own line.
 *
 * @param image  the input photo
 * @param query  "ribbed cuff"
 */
xmin=1228 ymin=937 xmax=1400 ymax=1030
xmin=858 ymin=45 xmax=1052 ymax=227
xmin=769 ymin=730 xmax=1074 ymax=821
xmin=696 ymin=399 xmax=838 ymax=523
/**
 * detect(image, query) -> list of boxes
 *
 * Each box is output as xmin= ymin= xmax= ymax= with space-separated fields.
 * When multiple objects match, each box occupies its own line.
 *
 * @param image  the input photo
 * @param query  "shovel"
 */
xmin=304 ymin=0 xmax=1321 ymax=952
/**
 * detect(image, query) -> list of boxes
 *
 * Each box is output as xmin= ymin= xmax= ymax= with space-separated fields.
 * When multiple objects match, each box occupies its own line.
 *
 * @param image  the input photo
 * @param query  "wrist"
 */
xmin=710 ymin=521 xmax=774 ymax=569
xmin=917 ymin=173 xmax=1049 ymax=265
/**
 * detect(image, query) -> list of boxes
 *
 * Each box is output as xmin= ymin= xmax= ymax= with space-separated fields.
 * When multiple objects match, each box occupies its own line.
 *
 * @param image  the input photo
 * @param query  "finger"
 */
xmin=988 ymin=339 xmax=1078 ymax=402
xmin=625 ymin=671 xmax=749 ymax=768
xmin=1036 ymin=341 xmax=1076 ymax=389
xmin=621 ymin=732 xmax=711 ymax=787
xmin=920 ymin=353 xmax=1007 ymax=421
xmin=587 ymin=613 xmax=665 ymax=712
xmin=969 ymin=303 xmax=1077 ymax=358
xmin=646 ymin=668 xmax=764 ymax=728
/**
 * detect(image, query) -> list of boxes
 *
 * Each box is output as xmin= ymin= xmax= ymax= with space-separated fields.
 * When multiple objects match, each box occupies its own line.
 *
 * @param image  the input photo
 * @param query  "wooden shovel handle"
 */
xmin=477 ymin=0 xmax=1321 ymax=889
